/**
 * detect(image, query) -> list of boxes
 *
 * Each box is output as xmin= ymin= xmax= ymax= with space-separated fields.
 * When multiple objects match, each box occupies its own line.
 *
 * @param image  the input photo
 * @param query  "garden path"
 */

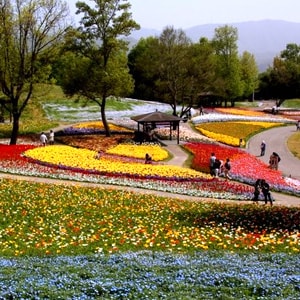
xmin=247 ymin=125 xmax=300 ymax=180
xmin=162 ymin=122 xmax=300 ymax=207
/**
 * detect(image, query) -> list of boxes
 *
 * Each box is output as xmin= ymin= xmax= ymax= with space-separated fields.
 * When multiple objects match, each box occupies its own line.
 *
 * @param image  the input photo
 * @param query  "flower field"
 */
xmin=195 ymin=121 xmax=284 ymax=146
xmin=1 ymin=251 xmax=299 ymax=299
xmin=0 ymin=109 xmax=300 ymax=298
xmin=0 ymin=177 xmax=299 ymax=298
xmin=0 ymin=178 xmax=299 ymax=257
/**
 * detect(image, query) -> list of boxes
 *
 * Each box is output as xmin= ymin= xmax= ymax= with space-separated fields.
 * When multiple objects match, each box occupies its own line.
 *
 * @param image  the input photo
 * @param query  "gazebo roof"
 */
xmin=131 ymin=111 xmax=182 ymax=123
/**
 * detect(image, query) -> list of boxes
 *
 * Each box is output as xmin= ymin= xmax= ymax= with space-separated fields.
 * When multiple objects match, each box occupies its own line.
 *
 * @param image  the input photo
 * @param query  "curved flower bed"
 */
xmin=0 ymin=144 xmax=253 ymax=200
xmin=195 ymin=121 xmax=284 ymax=146
xmin=184 ymin=142 xmax=300 ymax=196
xmin=24 ymin=145 xmax=209 ymax=180
xmin=215 ymin=107 xmax=268 ymax=116
xmin=57 ymin=122 xmax=133 ymax=136
xmin=192 ymin=113 xmax=295 ymax=125
xmin=1 ymin=111 xmax=299 ymax=200
xmin=106 ymin=143 xmax=169 ymax=161
xmin=154 ymin=126 xmax=214 ymax=142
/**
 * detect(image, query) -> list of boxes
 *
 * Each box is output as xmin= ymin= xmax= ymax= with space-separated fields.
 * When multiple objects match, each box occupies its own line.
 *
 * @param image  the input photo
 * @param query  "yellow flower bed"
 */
xmin=25 ymin=145 xmax=209 ymax=179
xmin=196 ymin=121 xmax=283 ymax=146
xmin=215 ymin=108 xmax=266 ymax=116
xmin=235 ymin=121 xmax=284 ymax=128
xmin=198 ymin=129 xmax=241 ymax=146
xmin=73 ymin=121 xmax=132 ymax=132
xmin=106 ymin=144 xmax=169 ymax=161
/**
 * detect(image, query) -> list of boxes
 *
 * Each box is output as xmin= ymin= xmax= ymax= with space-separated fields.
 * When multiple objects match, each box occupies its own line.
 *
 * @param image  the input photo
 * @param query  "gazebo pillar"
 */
xmin=177 ymin=122 xmax=180 ymax=144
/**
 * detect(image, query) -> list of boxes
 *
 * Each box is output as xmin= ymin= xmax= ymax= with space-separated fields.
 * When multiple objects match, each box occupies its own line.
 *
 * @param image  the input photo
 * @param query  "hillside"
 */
xmin=129 ymin=20 xmax=300 ymax=72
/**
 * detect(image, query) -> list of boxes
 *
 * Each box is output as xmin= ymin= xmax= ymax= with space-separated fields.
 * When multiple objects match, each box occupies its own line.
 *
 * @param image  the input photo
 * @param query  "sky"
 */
xmin=69 ymin=0 xmax=300 ymax=30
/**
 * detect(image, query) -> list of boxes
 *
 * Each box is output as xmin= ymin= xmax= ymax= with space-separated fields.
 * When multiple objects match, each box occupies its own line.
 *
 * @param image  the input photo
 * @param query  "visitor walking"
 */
xmin=49 ymin=130 xmax=55 ymax=145
xmin=269 ymin=152 xmax=280 ymax=170
xmin=199 ymin=106 xmax=204 ymax=115
xmin=40 ymin=132 xmax=48 ymax=146
xmin=239 ymin=139 xmax=244 ymax=148
xmin=261 ymin=179 xmax=273 ymax=206
xmin=252 ymin=179 xmax=262 ymax=203
xmin=212 ymin=158 xmax=222 ymax=177
xmin=260 ymin=140 xmax=266 ymax=156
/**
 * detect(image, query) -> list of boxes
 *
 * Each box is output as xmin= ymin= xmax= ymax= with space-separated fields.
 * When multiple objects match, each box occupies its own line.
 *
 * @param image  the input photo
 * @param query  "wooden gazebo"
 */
xmin=131 ymin=111 xmax=182 ymax=144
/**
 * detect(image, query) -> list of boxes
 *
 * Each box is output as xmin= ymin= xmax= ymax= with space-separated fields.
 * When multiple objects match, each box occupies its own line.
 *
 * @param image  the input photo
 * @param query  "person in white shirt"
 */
xmin=49 ymin=130 xmax=54 ymax=145
xmin=40 ymin=132 xmax=48 ymax=146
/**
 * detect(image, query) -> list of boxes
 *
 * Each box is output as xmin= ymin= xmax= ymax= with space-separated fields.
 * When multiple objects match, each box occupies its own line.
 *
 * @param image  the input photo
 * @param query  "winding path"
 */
xmin=247 ymin=125 xmax=300 ymax=180
xmin=162 ymin=123 xmax=300 ymax=207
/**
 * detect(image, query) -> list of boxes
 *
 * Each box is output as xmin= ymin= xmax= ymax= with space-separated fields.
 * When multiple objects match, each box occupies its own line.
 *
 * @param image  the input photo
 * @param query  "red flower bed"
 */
xmin=0 ymin=145 xmax=36 ymax=160
xmin=184 ymin=142 xmax=288 ymax=188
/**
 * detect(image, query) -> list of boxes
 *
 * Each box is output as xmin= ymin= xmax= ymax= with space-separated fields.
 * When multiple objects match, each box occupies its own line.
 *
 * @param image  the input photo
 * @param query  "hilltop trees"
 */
xmin=128 ymin=28 xmax=217 ymax=117
xmin=259 ymin=43 xmax=300 ymax=104
xmin=58 ymin=0 xmax=139 ymax=136
xmin=0 ymin=0 xmax=69 ymax=144
xmin=129 ymin=25 xmax=259 ymax=110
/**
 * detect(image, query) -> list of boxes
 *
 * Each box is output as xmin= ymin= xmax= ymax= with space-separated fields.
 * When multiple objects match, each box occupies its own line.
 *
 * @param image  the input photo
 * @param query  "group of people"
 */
xmin=40 ymin=130 xmax=54 ymax=146
xmin=252 ymin=178 xmax=273 ymax=206
xmin=209 ymin=153 xmax=231 ymax=179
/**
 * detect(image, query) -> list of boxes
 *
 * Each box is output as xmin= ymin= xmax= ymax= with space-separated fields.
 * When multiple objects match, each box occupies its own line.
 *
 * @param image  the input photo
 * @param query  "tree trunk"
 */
xmin=101 ymin=96 xmax=111 ymax=137
xmin=9 ymin=114 xmax=20 ymax=145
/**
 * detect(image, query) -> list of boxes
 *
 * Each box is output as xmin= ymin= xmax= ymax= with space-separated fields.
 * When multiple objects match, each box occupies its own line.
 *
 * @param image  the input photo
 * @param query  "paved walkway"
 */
xmin=161 ymin=122 xmax=300 ymax=207
xmin=247 ymin=125 xmax=300 ymax=180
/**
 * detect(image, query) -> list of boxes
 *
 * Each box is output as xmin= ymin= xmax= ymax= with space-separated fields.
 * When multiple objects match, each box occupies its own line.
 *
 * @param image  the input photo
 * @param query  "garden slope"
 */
xmin=0 ymin=122 xmax=299 ymax=207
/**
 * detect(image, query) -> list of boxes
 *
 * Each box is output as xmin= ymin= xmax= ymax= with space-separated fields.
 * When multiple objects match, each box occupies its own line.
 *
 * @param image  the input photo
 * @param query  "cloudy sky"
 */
xmin=69 ymin=0 xmax=300 ymax=30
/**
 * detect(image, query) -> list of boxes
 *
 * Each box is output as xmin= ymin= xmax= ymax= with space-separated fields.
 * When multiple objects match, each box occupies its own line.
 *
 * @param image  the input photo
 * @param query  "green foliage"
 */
xmin=240 ymin=51 xmax=259 ymax=98
xmin=58 ymin=0 xmax=139 ymax=135
xmin=212 ymin=25 xmax=244 ymax=106
xmin=259 ymin=43 xmax=300 ymax=101
xmin=129 ymin=27 xmax=218 ymax=116
xmin=128 ymin=36 xmax=160 ymax=100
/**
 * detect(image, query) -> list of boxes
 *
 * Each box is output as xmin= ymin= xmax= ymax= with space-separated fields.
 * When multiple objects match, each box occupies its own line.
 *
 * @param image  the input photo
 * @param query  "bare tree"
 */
xmin=0 ymin=0 xmax=70 ymax=144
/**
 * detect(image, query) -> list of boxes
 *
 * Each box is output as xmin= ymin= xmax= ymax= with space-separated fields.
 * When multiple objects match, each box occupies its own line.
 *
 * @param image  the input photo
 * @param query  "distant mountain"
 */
xmin=129 ymin=20 xmax=300 ymax=72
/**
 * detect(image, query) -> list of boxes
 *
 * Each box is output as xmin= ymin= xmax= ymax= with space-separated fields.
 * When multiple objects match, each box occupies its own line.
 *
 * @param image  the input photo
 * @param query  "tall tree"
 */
xmin=240 ymin=51 xmax=259 ymax=100
xmin=212 ymin=25 xmax=243 ymax=107
xmin=128 ymin=36 xmax=160 ymax=101
xmin=60 ymin=0 xmax=139 ymax=136
xmin=154 ymin=26 xmax=192 ymax=116
xmin=186 ymin=37 xmax=216 ymax=108
xmin=0 ymin=0 xmax=69 ymax=144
